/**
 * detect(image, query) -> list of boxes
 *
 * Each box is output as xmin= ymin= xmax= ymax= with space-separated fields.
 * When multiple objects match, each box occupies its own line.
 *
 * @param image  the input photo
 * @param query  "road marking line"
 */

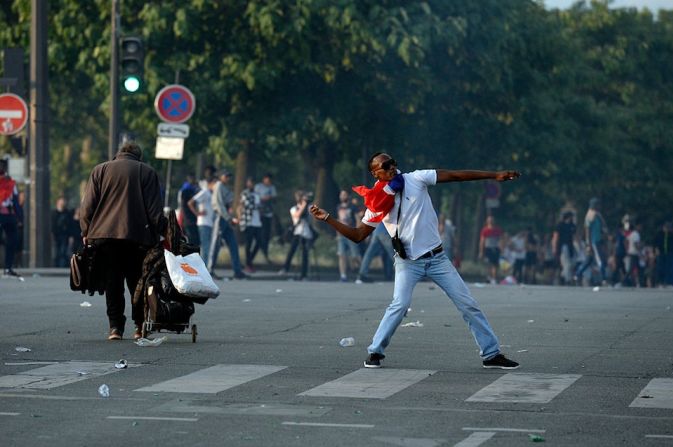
xmin=282 ymin=422 xmax=374 ymax=428
xmin=0 ymin=361 xmax=140 ymax=390
xmin=0 ymin=393 xmax=146 ymax=401
xmin=454 ymin=432 xmax=495 ymax=447
xmin=0 ymin=412 xmax=20 ymax=416
xmin=107 ymin=416 xmax=197 ymax=422
xmin=646 ymin=435 xmax=673 ymax=439
xmin=372 ymin=436 xmax=445 ymax=446
xmin=462 ymin=427 xmax=546 ymax=433
xmin=466 ymin=373 xmax=581 ymax=403
xmin=630 ymin=378 xmax=673 ymax=409
xmin=135 ymin=364 xmax=286 ymax=394
xmin=4 ymin=362 xmax=59 ymax=366
xmin=299 ymin=368 xmax=435 ymax=399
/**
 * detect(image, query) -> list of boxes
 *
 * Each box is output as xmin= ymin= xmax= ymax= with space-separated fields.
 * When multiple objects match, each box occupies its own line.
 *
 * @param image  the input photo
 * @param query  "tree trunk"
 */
xmin=233 ymin=140 xmax=250 ymax=206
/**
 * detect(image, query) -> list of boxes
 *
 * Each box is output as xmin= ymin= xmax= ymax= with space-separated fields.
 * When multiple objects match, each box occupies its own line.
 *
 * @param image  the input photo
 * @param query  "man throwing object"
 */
xmin=310 ymin=153 xmax=520 ymax=369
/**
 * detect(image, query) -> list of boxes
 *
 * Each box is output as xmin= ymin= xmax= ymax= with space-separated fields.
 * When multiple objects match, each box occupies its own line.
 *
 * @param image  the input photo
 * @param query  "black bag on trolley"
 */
xmin=133 ymin=211 xmax=205 ymax=332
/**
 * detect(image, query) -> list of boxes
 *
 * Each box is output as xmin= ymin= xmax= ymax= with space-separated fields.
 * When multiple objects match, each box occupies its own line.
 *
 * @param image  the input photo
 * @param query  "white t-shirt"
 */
xmin=193 ymin=189 xmax=214 ymax=227
xmin=626 ymin=230 xmax=640 ymax=255
xmin=362 ymin=169 xmax=441 ymax=260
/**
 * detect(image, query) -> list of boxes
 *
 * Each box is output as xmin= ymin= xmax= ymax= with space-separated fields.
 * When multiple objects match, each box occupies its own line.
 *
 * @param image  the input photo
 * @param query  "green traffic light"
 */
xmin=124 ymin=76 xmax=140 ymax=93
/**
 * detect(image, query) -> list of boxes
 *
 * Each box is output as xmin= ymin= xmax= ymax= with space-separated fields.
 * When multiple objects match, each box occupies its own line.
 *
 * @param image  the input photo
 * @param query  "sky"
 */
xmin=544 ymin=0 xmax=672 ymax=10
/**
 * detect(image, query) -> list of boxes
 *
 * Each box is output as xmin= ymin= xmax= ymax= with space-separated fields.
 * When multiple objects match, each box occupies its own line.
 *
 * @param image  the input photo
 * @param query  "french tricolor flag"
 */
xmin=352 ymin=174 xmax=404 ymax=223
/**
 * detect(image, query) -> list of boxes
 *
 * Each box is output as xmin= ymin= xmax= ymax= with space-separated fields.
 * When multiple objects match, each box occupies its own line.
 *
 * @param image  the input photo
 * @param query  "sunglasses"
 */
xmin=371 ymin=158 xmax=396 ymax=175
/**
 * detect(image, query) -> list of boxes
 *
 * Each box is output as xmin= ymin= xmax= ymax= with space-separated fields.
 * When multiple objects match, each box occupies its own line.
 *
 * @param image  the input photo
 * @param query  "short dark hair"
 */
xmin=368 ymin=152 xmax=387 ymax=170
xmin=118 ymin=141 xmax=142 ymax=159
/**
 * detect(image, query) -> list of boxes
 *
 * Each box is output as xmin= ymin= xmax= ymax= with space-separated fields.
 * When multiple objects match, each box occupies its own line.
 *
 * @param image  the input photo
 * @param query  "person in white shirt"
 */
xmin=310 ymin=152 xmax=521 ymax=370
xmin=188 ymin=179 xmax=215 ymax=265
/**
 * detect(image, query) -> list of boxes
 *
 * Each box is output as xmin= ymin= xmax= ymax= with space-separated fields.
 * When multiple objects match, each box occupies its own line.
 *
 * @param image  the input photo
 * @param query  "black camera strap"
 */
xmin=391 ymin=189 xmax=407 ymax=259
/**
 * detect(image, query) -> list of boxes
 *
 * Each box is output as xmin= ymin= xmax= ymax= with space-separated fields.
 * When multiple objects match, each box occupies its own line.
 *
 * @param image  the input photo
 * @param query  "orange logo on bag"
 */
xmin=180 ymin=263 xmax=198 ymax=275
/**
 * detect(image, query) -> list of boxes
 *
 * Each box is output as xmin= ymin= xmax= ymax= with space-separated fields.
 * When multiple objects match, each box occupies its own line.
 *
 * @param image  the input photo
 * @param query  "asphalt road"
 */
xmin=0 ymin=273 xmax=672 ymax=447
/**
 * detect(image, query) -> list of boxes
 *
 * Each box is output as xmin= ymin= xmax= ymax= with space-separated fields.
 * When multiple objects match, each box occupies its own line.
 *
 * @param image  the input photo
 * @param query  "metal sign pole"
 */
xmin=164 ymin=159 xmax=172 ymax=209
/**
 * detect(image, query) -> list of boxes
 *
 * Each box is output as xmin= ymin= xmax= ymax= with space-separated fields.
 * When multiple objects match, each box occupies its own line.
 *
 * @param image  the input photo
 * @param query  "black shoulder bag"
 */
xmin=390 ymin=191 xmax=407 ymax=259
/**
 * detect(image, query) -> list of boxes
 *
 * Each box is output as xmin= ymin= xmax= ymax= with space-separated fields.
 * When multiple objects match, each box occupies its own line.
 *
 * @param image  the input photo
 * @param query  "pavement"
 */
xmin=0 ymin=274 xmax=672 ymax=447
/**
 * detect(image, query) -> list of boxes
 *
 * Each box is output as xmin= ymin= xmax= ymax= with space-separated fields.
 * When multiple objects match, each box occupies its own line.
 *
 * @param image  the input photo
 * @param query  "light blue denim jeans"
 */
xmin=367 ymin=252 xmax=501 ymax=360
xmin=198 ymin=225 xmax=213 ymax=267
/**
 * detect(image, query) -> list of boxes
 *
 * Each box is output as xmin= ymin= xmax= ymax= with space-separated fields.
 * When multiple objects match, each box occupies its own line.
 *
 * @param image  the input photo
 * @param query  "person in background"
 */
xmin=623 ymin=216 xmax=641 ymax=287
xmin=209 ymin=169 xmax=247 ymax=280
xmin=355 ymin=223 xmax=394 ymax=283
xmin=552 ymin=211 xmax=577 ymax=285
xmin=336 ymin=189 xmax=361 ymax=282
xmin=254 ymin=173 xmax=277 ymax=264
xmin=509 ymin=230 xmax=527 ymax=284
xmin=80 ymin=141 xmax=166 ymax=341
xmin=177 ymin=174 xmax=200 ymax=246
xmin=51 ymin=196 xmax=73 ymax=267
xmin=575 ymin=197 xmax=608 ymax=285
xmin=70 ymin=207 xmax=83 ymax=254
xmin=188 ymin=178 xmax=215 ymax=266
xmin=654 ymin=220 xmax=673 ymax=287
xmin=524 ymin=227 xmax=539 ymax=284
xmin=479 ymin=216 xmax=503 ymax=284
xmin=239 ymin=177 xmax=263 ymax=273
xmin=0 ymin=158 xmax=22 ymax=277
xmin=438 ymin=214 xmax=456 ymax=261
xmin=279 ymin=190 xmax=314 ymax=280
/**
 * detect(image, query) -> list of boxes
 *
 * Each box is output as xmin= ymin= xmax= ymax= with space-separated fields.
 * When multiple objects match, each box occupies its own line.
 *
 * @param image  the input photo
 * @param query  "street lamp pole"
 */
xmin=108 ymin=0 xmax=120 ymax=161
xmin=29 ymin=0 xmax=50 ymax=268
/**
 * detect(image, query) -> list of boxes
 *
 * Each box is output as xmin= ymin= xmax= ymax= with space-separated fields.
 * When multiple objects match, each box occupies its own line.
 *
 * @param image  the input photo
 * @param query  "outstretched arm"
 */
xmin=436 ymin=170 xmax=520 ymax=183
xmin=309 ymin=204 xmax=374 ymax=243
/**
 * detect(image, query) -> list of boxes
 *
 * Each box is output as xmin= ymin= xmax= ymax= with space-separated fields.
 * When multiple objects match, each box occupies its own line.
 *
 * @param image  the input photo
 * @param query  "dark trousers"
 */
xmin=656 ymin=253 xmax=673 ymax=286
xmin=53 ymin=235 xmax=70 ymax=267
xmin=244 ymin=226 xmax=261 ymax=267
xmin=283 ymin=236 xmax=311 ymax=279
xmin=0 ymin=214 xmax=18 ymax=270
xmin=95 ymin=240 xmax=147 ymax=332
xmin=183 ymin=223 xmax=200 ymax=247
xmin=260 ymin=216 xmax=273 ymax=258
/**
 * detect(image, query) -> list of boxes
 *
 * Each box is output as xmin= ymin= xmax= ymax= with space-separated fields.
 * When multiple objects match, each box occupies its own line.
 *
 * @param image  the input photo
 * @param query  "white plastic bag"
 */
xmin=164 ymin=250 xmax=220 ymax=298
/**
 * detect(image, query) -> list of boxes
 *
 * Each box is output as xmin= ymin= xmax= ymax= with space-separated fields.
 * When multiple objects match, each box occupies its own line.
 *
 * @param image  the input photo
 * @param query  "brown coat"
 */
xmin=80 ymin=152 xmax=166 ymax=246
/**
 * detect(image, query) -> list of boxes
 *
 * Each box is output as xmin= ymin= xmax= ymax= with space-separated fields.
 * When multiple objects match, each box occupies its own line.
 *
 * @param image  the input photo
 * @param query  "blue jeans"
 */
xmin=208 ymin=217 xmax=242 ymax=275
xmin=198 ymin=225 xmax=213 ymax=267
xmin=359 ymin=233 xmax=394 ymax=279
xmin=367 ymin=252 xmax=500 ymax=360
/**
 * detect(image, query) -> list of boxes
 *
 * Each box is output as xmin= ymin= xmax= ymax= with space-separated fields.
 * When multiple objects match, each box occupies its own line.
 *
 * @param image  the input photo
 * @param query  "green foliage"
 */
xmin=1 ymin=0 xmax=672 ymax=242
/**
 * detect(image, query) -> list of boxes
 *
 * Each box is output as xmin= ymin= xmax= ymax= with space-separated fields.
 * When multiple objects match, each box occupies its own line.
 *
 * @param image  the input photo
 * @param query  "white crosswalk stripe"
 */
xmin=630 ymin=378 xmax=673 ymax=409
xmin=299 ymin=368 xmax=436 ymax=399
xmin=5 ymin=361 xmax=667 ymax=413
xmin=135 ymin=364 xmax=286 ymax=394
xmin=0 ymin=361 xmax=139 ymax=390
xmin=465 ymin=373 xmax=582 ymax=404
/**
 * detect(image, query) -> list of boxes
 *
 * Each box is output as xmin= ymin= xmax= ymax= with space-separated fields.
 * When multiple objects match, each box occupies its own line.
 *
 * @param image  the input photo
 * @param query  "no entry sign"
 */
xmin=0 ymin=93 xmax=29 ymax=136
xmin=154 ymin=84 xmax=196 ymax=124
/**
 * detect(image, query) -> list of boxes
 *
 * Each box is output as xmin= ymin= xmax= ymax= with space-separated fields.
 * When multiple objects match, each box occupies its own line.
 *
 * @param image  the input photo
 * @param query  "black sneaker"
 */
xmin=482 ymin=354 xmax=519 ymax=370
xmin=3 ymin=269 xmax=20 ymax=277
xmin=364 ymin=353 xmax=385 ymax=369
xmin=233 ymin=272 xmax=249 ymax=280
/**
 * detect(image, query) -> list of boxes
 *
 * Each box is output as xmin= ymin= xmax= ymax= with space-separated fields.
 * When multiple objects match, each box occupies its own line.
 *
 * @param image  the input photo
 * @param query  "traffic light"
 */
xmin=120 ymin=36 xmax=144 ymax=93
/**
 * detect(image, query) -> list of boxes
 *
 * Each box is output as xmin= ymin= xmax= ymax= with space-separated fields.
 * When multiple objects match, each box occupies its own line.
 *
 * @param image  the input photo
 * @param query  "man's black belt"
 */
xmin=418 ymin=245 xmax=443 ymax=259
